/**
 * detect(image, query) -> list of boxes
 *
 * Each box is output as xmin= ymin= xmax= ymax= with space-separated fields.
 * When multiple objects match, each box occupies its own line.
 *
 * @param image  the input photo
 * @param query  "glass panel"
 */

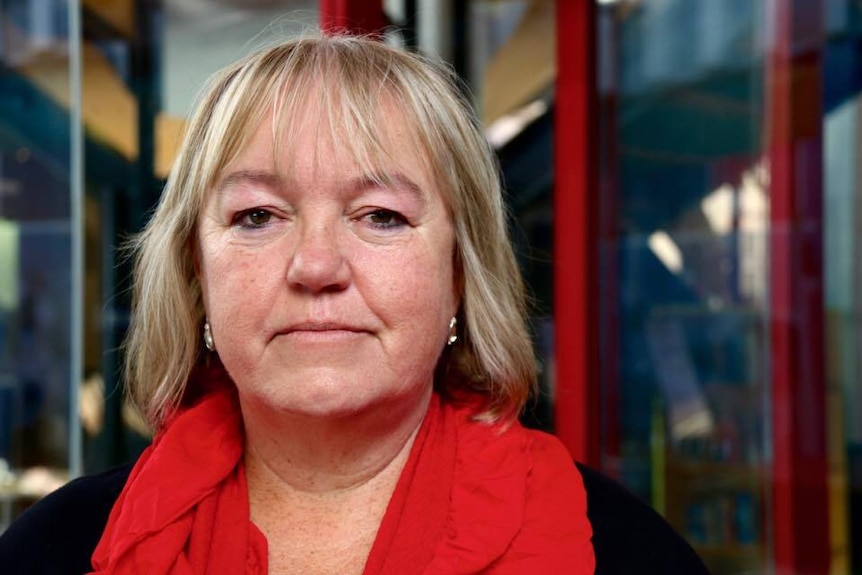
xmin=0 ymin=0 xmax=75 ymax=527
xmin=467 ymin=0 xmax=557 ymax=430
xmin=823 ymin=1 xmax=862 ymax=571
xmin=596 ymin=2 xmax=769 ymax=573
xmin=79 ymin=0 xmax=152 ymax=473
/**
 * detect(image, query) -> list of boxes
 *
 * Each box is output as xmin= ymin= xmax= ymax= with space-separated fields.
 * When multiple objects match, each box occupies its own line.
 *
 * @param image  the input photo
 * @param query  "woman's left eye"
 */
xmin=362 ymin=209 xmax=408 ymax=229
xmin=233 ymin=209 xmax=274 ymax=229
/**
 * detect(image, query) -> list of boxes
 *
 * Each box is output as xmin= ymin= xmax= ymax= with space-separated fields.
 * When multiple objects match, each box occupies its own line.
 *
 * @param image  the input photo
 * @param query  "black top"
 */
xmin=0 ymin=461 xmax=709 ymax=574
xmin=575 ymin=463 xmax=710 ymax=574
xmin=0 ymin=464 xmax=130 ymax=574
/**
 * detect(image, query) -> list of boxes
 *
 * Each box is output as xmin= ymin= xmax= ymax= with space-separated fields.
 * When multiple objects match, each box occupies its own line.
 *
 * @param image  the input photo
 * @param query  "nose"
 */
xmin=286 ymin=218 xmax=351 ymax=293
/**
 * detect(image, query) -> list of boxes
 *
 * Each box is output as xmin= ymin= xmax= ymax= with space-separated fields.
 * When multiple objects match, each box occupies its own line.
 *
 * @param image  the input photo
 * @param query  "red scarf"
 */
xmin=91 ymin=372 xmax=594 ymax=574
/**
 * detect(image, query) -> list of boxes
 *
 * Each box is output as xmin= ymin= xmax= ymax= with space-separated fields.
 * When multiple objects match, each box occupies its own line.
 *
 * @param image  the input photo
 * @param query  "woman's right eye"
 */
xmin=234 ymin=209 xmax=273 ymax=229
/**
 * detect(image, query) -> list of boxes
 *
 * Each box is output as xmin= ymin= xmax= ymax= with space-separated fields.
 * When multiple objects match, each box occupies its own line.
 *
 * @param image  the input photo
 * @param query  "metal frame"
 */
xmin=766 ymin=0 xmax=830 ymax=571
xmin=67 ymin=0 xmax=84 ymax=480
xmin=553 ymin=0 xmax=599 ymax=465
xmin=319 ymin=0 xmax=387 ymax=36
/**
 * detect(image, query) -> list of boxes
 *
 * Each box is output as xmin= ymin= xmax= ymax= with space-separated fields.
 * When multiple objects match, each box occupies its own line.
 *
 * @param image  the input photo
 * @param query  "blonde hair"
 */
xmin=125 ymin=34 xmax=536 ymax=429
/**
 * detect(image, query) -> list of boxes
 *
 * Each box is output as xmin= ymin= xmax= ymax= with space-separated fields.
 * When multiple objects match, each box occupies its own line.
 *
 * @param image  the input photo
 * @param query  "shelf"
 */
xmin=667 ymin=457 xmax=763 ymax=492
xmin=648 ymin=303 xmax=762 ymax=318
xmin=667 ymin=456 xmax=763 ymax=477
xmin=694 ymin=543 xmax=763 ymax=560
xmin=663 ymin=451 xmax=764 ymax=567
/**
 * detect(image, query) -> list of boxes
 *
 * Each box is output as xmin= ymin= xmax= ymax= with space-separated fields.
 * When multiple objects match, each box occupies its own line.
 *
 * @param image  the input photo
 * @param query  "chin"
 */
xmin=233 ymin=364 xmax=431 ymax=423
xmin=282 ymin=394 xmax=373 ymax=419
xmin=242 ymin=377 xmax=386 ymax=420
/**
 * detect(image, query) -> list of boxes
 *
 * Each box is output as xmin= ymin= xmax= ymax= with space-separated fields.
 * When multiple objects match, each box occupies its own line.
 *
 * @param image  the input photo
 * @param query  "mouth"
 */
xmin=275 ymin=322 xmax=371 ymax=342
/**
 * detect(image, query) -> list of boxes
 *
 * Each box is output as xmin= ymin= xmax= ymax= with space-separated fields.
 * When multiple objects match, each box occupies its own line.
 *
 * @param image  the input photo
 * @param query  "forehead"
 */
xmin=226 ymin=90 xmax=437 ymax=190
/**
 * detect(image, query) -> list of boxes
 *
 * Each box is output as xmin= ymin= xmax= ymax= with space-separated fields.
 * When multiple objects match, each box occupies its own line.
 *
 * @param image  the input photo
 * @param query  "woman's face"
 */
xmin=197 ymin=104 xmax=458 ymax=419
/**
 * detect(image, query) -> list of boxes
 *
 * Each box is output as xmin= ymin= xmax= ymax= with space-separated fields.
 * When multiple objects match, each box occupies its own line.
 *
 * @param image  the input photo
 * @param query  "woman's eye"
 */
xmin=364 ymin=209 xmax=407 ymax=229
xmin=235 ymin=209 xmax=273 ymax=228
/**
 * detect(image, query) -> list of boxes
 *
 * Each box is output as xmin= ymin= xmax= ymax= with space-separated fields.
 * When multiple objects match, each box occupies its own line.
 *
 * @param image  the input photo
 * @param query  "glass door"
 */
xmin=594 ymin=2 xmax=771 ymax=573
xmin=0 ymin=0 xmax=79 ymax=527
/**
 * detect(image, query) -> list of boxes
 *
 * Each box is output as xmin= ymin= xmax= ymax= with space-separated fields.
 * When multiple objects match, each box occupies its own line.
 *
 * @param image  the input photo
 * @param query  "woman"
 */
xmin=2 ymin=35 xmax=596 ymax=573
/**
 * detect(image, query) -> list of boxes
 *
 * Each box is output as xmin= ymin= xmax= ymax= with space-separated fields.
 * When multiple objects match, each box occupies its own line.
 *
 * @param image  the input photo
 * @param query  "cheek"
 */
xmin=376 ymin=251 xmax=455 ymax=321
xmin=199 ymin=246 xmax=279 ymax=323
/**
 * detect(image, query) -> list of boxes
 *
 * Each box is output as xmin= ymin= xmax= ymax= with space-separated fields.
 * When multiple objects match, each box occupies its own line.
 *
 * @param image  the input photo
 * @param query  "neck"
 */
xmin=241 ymin=387 xmax=432 ymax=496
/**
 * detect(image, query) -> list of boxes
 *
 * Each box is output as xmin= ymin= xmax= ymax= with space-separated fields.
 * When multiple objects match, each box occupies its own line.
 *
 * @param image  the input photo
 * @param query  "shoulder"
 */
xmin=432 ymin=407 xmax=594 ymax=573
xmin=448 ymin=408 xmax=596 ymax=572
xmin=449 ymin=410 xmax=586 ymax=510
xmin=505 ymin=427 xmax=596 ymax=573
xmin=483 ymin=422 xmax=710 ymax=574
xmin=0 ymin=463 xmax=132 ymax=575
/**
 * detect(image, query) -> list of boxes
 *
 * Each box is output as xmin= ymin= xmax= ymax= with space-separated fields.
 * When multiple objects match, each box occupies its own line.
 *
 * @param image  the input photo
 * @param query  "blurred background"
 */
xmin=0 ymin=0 xmax=860 ymax=573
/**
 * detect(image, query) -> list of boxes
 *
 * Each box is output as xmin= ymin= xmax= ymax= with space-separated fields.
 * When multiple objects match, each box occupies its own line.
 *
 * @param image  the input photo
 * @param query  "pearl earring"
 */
xmin=203 ymin=321 xmax=215 ymax=352
xmin=447 ymin=316 xmax=458 ymax=346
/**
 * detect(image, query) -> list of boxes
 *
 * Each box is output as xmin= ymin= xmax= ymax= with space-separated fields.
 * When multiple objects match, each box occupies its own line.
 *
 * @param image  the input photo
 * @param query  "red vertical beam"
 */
xmin=319 ymin=0 xmax=386 ymax=36
xmin=554 ymin=0 xmax=599 ymax=465
xmin=767 ymin=0 xmax=829 ymax=572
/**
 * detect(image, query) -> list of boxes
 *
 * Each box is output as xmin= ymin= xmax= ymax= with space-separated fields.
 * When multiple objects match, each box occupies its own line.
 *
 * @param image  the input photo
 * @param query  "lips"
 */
xmin=272 ymin=321 xmax=372 ymax=343
xmin=283 ymin=321 xmax=369 ymax=333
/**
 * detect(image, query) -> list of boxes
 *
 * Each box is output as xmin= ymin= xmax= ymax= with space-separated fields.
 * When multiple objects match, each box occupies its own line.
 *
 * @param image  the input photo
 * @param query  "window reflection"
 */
xmin=597 ymin=1 xmax=770 ymax=571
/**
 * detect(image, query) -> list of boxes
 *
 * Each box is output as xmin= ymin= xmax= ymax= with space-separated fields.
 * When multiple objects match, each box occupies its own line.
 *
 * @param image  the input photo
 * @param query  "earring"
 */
xmin=447 ymin=316 xmax=458 ymax=346
xmin=203 ymin=321 xmax=215 ymax=352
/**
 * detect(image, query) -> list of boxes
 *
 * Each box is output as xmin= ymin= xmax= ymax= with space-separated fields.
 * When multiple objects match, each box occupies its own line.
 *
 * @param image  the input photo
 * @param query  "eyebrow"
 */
xmin=350 ymin=172 xmax=427 ymax=203
xmin=215 ymin=169 xmax=427 ymax=204
xmin=215 ymin=170 xmax=283 ymax=195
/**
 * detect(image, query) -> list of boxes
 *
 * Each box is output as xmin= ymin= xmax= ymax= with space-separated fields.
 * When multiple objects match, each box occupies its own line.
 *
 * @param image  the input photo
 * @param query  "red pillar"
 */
xmin=767 ymin=0 xmax=830 ymax=572
xmin=319 ymin=0 xmax=386 ymax=36
xmin=554 ymin=0 xmax=599 ymax=465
